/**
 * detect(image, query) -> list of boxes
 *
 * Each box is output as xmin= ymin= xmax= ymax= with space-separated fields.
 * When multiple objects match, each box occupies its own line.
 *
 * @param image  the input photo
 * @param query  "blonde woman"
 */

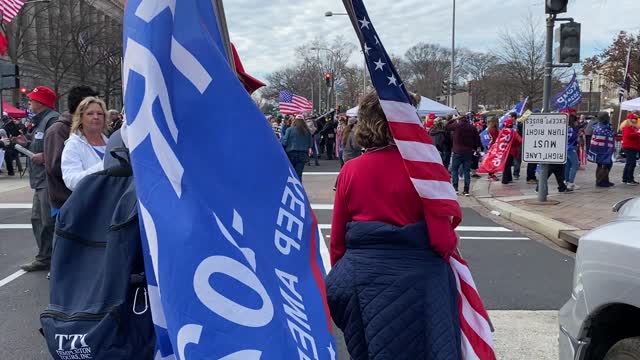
xmin=61 ymin=97 xmax=109 ymax=191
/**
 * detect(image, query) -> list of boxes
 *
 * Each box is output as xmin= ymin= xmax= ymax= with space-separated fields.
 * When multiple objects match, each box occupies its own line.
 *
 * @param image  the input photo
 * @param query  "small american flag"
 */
xmin=279 ymin=90 xmax=313 ymax=115
xmin=0 ymin=0 xmax=25 ymax=23
xmin=343 ymin=0 xmax=496 ymax=358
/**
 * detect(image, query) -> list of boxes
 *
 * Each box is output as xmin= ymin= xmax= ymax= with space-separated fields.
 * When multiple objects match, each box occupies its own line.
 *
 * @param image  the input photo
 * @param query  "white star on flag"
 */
xmin=374 ymin=35 xmax=380 ymax=45
xmin=363 ymin=43 xmax=371 ymax=56
xmin=374 ymin=58 xmax=386 ymax=71
xmin=387 ymin=74 xmax=397 ymax=86
xmin=358 ymin=16 xmax=370 ymax=29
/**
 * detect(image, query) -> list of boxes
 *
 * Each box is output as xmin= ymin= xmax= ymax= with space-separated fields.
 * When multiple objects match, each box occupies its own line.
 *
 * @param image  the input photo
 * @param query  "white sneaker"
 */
xmin=572 ymin=183 xmax=581 ymax=190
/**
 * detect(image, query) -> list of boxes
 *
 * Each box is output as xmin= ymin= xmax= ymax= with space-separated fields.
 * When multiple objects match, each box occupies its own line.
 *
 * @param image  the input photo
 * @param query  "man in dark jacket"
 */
xmin=2 ymin=116 xmax=22 ymax=176
xmin=446 ymin=115 xmax=481 ymax=196
xmin=44 ymin=86 xmax=99 ymax=216
xmin=16 ymin=86 xmax=60 ymax=272
xmin=320 ymin=116 xmax=337 ymax=160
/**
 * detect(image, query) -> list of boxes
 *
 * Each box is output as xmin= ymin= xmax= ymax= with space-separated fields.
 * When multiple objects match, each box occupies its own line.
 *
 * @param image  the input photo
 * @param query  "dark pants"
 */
xmin=471 ymin=153 xmax=479 ymax=171
xmin=527 ymin=163 xmax=538 ymax=181
xmin=502 ymin=155 xmax=514 ymax=184
xmin=451 ymin=153 xmax=472 ymax=193
xmin=535 ymin=164 xmax=567 ymax=192
xmin=442 ymin=150 xmax=452 ymax=170
xmin=622 ymin=148 xmax=638 ymax=183
xmin=31 ymin=188 xmax=54 ymax=265
xmin=5 ymin=150 xmax=21 ymax=175
xmin=596 ymin=163 xmax=613 ymax=186
xmin=287 ymin=151 xmax=308 ymax=183
xmin=513 ymin=156 xmax=522 ymax=178
xmin=325 ymin=139 xmax=335 ymax=160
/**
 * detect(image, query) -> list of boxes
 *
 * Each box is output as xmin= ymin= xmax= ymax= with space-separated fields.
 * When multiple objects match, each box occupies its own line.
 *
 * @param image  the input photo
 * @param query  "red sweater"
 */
xmin=622 ymin=126 xmax=640 ymax=151
xmin=330 ymin=146 xmax=424 ymax=265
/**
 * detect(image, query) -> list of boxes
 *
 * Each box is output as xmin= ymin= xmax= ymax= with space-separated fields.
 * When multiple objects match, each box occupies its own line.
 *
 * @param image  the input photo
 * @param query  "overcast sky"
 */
xmin=224 ymin=0 xmax=640 ymax=83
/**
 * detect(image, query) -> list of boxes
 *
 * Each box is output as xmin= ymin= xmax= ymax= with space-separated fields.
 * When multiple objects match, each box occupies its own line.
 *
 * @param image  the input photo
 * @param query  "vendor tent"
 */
xmin=621 ymin=97 xmax=640 ymax=111
xmin=2 ymin=101 xmax=27 ymax=118
xmin=345 ymin=96 xmax=457 ymax=118
xmin=416 ymin=96 xmax=457 ymax=117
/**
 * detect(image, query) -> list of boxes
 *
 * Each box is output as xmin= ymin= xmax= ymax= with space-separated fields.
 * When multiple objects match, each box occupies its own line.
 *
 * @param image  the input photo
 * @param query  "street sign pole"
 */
xmin=539 ymin=14 xmax=556 ymax=202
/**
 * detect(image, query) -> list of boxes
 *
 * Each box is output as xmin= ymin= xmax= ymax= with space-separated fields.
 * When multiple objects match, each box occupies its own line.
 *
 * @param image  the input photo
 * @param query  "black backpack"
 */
xmin=40 ymin=151 xmax=155 ymax=360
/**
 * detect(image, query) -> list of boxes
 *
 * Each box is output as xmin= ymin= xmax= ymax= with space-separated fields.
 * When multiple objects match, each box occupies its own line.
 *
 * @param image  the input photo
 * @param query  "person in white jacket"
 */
xmin=61 ymin=97 xmax=109 ymax=191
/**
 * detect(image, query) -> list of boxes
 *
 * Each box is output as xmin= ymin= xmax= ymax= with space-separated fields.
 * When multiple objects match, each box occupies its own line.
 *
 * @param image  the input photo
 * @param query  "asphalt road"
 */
xmin=0 ymin=159 xmax=574 ymax=359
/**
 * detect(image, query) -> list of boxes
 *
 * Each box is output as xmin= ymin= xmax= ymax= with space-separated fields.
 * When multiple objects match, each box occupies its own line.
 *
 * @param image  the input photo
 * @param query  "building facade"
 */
xmin=1 ymin=0 xmax=124 ymax=114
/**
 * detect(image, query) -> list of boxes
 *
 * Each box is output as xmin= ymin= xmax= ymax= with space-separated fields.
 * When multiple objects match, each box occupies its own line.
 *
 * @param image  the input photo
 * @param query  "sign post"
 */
xmin=523 ymin=113 xmax=569 ymax=200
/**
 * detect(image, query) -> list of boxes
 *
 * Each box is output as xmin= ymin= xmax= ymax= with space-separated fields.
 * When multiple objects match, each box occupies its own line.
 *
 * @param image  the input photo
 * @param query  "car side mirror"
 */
xmin=612 ymin=198 xmax=634 ymax=213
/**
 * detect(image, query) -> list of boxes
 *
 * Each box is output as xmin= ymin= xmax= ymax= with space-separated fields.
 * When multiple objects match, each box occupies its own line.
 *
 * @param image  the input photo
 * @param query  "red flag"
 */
xmin=479 ymin=128 xmax=516 ymax=173
xmin=0 ymin=31 xmax=7 ymax=56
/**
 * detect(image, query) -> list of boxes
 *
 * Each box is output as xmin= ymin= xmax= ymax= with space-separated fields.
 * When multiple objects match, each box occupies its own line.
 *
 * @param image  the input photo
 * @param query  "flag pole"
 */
xmin=211 ymin=0 xmax=236 ymax=73
xmin=616 ymin=43 xmax=632 ymax=132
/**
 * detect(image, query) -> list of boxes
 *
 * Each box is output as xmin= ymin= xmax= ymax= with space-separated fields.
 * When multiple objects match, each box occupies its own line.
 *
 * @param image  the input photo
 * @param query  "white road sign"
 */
xmin=522 ymin=113 xmax=569 ymax=164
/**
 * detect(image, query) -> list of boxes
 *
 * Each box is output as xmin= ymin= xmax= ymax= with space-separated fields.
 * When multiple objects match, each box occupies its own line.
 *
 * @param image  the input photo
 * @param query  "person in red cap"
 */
xmin=621 ymin=113 xmax=640 ymax=185
xmin=17 ymin=86 xmax=60 ymax=272
xmin=424 ymin=113 xmax=436 ymax=131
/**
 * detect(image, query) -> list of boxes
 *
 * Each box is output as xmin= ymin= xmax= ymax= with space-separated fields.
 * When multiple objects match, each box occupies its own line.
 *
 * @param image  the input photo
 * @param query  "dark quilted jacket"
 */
xmin=326 ymin=221 xmax=461 ymax=360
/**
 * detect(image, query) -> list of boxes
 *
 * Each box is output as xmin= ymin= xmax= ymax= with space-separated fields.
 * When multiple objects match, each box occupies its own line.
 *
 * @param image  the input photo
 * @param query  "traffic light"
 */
xmin=325 ymin=72 xmax=332 ymax=87
xmin=545 ymin=0 xmax=568 ymax=14
xmin=20 ymin=87 xmax=28 ymax=94
xmin=441 ymin=80 xmax=448 ymax=95
xmin=559 ymin=22 xmax=581 ymax=63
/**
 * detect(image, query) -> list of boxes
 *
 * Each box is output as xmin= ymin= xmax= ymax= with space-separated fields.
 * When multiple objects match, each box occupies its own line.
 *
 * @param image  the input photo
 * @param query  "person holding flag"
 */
xmin=328 ymin=0 xmax=496 ymax=359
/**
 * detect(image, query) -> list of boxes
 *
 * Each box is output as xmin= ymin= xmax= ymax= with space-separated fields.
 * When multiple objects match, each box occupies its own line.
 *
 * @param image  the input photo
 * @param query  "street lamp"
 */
xmin=324 ymin=10 xmax=367 ymax=103
xmin=325 ymin=11 xmax=348 ymax=17
xmin=588 ymin=73 xmax=594 ymax=113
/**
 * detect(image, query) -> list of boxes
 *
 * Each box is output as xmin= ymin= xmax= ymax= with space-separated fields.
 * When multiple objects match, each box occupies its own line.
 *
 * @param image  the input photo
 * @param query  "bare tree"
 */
xmin=495 ymin=14 xmax=546 ymax=105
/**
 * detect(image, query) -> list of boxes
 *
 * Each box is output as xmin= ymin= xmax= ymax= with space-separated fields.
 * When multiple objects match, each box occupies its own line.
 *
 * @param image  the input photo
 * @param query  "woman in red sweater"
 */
xmin=325 ymin=92 xmax=461 ymax=359
xmin=621 ymin=114 xmax=640 ymax=185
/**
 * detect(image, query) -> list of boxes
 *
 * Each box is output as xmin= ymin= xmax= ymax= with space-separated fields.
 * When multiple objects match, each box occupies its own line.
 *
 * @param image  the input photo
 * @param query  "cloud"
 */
xmin=224 ymin=0 xmax=640 ymax=83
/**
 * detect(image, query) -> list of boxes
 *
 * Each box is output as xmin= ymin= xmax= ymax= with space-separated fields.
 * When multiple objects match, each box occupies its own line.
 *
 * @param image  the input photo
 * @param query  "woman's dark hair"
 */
xmin=294 ymin=118 xmax=308 ymax=135
xmin=355 ymin=91 xmax=395 ymax=148
xmin=509 ymin=112 xmax=518 ymax=119
xmin=568 ymin=114 xmax=578 ymax=128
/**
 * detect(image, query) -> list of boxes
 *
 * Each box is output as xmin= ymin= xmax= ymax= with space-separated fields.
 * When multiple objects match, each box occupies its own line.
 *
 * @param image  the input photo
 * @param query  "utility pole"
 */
xmin=449 ymin=0 xmax=456 ymax=108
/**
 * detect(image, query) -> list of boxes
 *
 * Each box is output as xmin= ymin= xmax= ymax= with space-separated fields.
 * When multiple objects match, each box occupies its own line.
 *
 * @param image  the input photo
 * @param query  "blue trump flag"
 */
xmin=499 ymin=97 xmax=528 ymax=128
xmin=552 ymin=72 xmax=582 ymax=111
xmin=122 ymin=1 xmax=336 ymax=359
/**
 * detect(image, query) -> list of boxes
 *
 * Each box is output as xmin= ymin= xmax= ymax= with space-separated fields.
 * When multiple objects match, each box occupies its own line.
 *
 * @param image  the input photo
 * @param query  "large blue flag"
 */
xmin=552 ymin=71 xmax=582 ymax=111
xmin=122 ymin=1 xmax=336 ymax=359
xmin=499 ymin=97 xmax=529 ymax=128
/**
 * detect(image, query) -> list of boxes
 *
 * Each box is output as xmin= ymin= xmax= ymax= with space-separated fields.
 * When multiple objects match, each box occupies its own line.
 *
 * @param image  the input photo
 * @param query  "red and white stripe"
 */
xmin=380 ymin=99 xmax=496 ymax=360
xmin=280 ymin=94 xmax=313 ymax=115
xmin=0 ymin=0 xmax=25 ymax=23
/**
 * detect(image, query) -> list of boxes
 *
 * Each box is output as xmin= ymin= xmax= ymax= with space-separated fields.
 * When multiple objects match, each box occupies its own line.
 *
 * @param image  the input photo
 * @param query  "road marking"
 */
xmin=303 ymin=172 xmax=339 ymax=176
xmin=0 ymin=224 xmax=32 ymax=229
xmin=311 ymin=204 xmax=333 ymax=210
xmin=460 ymin=236 xmax=529 ymax=240
xmin=0 ymin=270 xmax=27 ymax=288
xmin=0 ymin=203 xmax=32 ymax=209
xmin=457 ymin=226 xmax=512 ymax=232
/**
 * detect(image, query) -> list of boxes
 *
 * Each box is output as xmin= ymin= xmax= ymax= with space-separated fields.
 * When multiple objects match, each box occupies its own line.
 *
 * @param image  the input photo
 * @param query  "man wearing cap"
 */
xmin=18 ymin=86 xmax=60 ymax=272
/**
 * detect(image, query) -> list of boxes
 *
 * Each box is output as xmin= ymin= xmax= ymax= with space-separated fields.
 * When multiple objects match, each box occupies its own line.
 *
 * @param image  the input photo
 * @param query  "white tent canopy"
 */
xmin=345 ymin=96 xmax=457 ymax=118
xmin=621 ymin=97 xmax=640 ymax=111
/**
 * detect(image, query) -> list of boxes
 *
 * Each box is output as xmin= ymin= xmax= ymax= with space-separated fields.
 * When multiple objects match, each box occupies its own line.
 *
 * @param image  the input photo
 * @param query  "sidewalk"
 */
xmin=472 ymin=161 xmax=638 ymax=249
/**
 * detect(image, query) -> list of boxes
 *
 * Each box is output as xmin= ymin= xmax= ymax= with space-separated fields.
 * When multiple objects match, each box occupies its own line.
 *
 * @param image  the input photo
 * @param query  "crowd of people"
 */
xmin=267 ymin=112 xmax=362 ymax=181
xmin=0 ymin=85 xmax=123 ymax=275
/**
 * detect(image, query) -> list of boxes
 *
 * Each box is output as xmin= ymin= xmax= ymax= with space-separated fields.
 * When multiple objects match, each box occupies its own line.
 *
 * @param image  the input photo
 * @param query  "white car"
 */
xmin=559 ymin=197 xmax=640 ymax=360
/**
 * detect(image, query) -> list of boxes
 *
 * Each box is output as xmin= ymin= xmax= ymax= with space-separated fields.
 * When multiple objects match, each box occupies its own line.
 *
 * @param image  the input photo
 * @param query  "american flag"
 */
xmin=279 ymin=90 xmax=313 ymax=115
xmin=343 ymin=0 xmax=496 ymax=359
xmin=0 ymin=0 xmax=25 ymax=23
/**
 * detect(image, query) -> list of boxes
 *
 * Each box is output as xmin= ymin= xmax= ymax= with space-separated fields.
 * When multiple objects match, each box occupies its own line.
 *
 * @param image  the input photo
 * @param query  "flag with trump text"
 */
xmin=123 ymin=1 xmax=336 ymax=359
xmin=342 ymin=0 xmax=496 ymax=358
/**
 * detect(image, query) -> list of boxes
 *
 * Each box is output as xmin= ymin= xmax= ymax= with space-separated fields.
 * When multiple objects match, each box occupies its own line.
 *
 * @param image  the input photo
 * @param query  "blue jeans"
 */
xmin=287 ymin=151 xmax=308 ymax=183
xmin=311 ymin=135 xmax=320 ymax=164
xmin=564 ymin=148 xmax=579 ymax=183
xmin=451 ymin=153 xmax=472 ymax=193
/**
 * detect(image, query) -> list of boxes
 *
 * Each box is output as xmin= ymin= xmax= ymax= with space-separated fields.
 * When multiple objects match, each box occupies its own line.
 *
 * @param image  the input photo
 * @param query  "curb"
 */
xmin=476 ymin=197 xmax=578 ymax=250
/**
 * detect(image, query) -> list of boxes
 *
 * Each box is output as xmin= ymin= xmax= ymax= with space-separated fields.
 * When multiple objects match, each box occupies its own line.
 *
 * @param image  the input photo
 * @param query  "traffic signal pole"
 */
xmin=538 ymin=14 xmax=555 ymax=202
